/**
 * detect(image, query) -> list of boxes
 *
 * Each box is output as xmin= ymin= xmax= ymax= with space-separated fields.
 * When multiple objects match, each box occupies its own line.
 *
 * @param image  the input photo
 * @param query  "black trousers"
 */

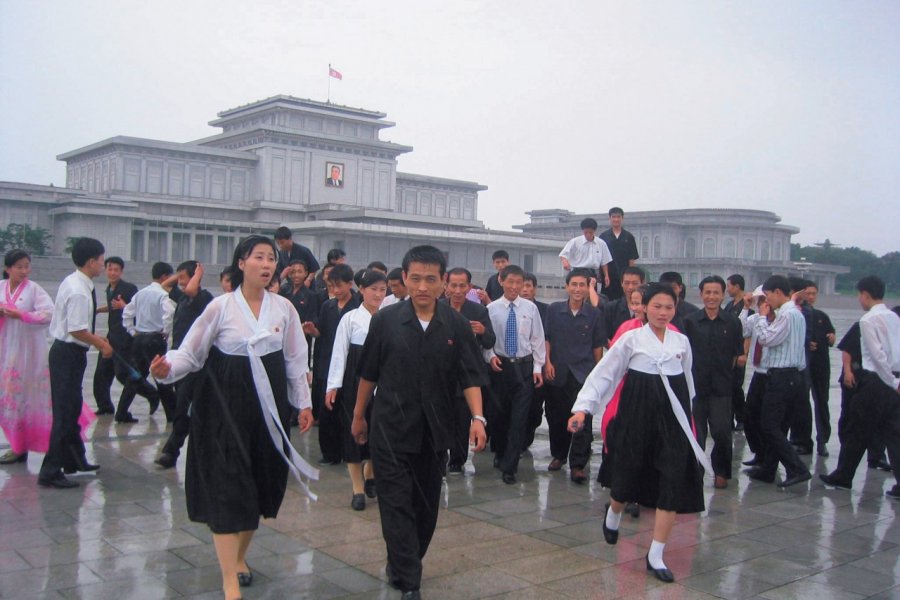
xmin=693 ymin=394 xmax=734 ymax=479
xmin=161 ymin=372 xmax=201 ymax=458
xmin=744 ymin=372 xmax=767 ymax=457
xmin=810 ymin=367 xmax=832 ymax=445
xmin=370 ymin=446 xmax=444 ymax=593
xmin=838 ymin=382 xmax=885 ymax=463
xmin=544 ymin=373 xmax=592 ymax=468
xmin=448 ymin=390 xmax=475 ymax=468
xmin=117 ymin=334 xmax=169 ymax=419
xmin=39 ymin=341 xmax=89 ymax=479
xmin=731 ymin=364 xmax=747 ymax=425
xmin=831 ymin=372 xmax=900 ymax=482
xmin=313 ymin=375 xmax=341 ymax=462
xmin=760 ymin=369 xmax=809 ymax=478
xmin=522 ymin=382 xmax=546 ymax=451
xmin=788 ymin=368 xmax=814 ymax=453
xmin=489 ymin=359 xmax=534 ymax=474
xmin=91 ymin=354 xmax=117 ymax=413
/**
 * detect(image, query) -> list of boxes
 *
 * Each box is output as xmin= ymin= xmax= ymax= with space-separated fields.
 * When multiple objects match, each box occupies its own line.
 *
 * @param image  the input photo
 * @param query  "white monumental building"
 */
xmin=0 ymin=94 xmax=843 ymax=295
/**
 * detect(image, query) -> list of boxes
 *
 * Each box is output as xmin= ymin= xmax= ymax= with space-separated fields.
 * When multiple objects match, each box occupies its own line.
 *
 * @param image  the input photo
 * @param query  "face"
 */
xmin=290 ymin=266 xmax=308 ymax=286
xmin=388 ymin=278 xmax=406 ymax=298
xmin=220 ymin=275 xmax=233 ymax=293
xmin=493 ymin=257 xmax=509 ymax=272
xmin=446 ymin=273 xmax=471 ymax=304
xmin=361 ymin=282 xmax=388 ymax=310
xmin=331 ymin=166 xmax=340 ymax=179
xmin=267 ymin=278 xmax=281 ymax=292
xmin=629 ymin=290 xmax=645 ymax=321
xmin=176 ymin=270 xmax=191 ymax=289
xmin=85 ymin=256 xmax=105 ymax=278
xmin=621 ymin=274 xmax=642 ymax=296
xmin=105 ymin=262 xmax=123 ymax=285
xmin=4 ymin=257 xmax=31 ymax=283
xmin=521 ymin=279 xmax=536 ymax=300
xmin=402 ymin=262 xmax=445 ymax=311
xmin=645 ymin=292 xmax=676 ymax=330
xmin=609 ymin=213 xmax=623 ymax=228
xmin=566 ymin=276 xmax=589 ymax=303
xmin=275 ymin=238 xmax=292 ymax=253
xmin=806 ymin=287 xmax=818 ymax=305
xmin=325 ymin=279 xmax=335 ymax=297
xmin=501 ymin=274 xmax=524 ymax=301
xmin=330 ymin=279 xmax=352 ymax=301
xmin=726 ymin=281 xmax=739 ymax=298
xmin=238 ymin=243 xmax=276 ymax=289
xmin=700 ymin=283 xmax=724 ymax=310
xmin=582 ymin=228 xmax=595 ymax=241
xmin=763 ymin=289 xmax=786 ymax=310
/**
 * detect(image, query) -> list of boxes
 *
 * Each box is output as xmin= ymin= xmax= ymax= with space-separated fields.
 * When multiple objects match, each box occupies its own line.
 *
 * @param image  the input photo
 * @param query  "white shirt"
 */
xmin=485 ymin=296 xmax=546 ymax=373
xmin=49 ymin=270 xmax=95 ymax=347
xmin=860 ymin=303 xmax=900 ymax=389
xmin=559 ymin=235 xmax=613 ymax=270
xmin=159 ymin=290 xmax=312 ymax=410
xmin=753 ymin=300 xmax=806 ymax=371
xmin=740 ymin=312 xmax=769 ymax=374
xmin=123 ymin=281 xmax=175 ymax=337
xmin=380 ymin=294 xmax=406 ymax=309
xmin=573 ymin=324 xmax=695 ymax=416
xmin=326 ymin=307 xmax=373 ymax=392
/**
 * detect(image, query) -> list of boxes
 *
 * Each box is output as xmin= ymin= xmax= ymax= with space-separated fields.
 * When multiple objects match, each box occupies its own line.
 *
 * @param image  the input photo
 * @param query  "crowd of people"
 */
xmin=0 ymin=209 xmax=898 ymax=599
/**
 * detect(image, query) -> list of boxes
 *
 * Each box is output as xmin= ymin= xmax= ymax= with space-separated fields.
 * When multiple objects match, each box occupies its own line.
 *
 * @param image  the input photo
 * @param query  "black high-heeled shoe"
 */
xmin=602 ymin=503 xmax=618 ymax=545
xmin=237 ymin=565 xmax=253 ymax=587
xmin=646 ymin=555 xmax=674 ymax=583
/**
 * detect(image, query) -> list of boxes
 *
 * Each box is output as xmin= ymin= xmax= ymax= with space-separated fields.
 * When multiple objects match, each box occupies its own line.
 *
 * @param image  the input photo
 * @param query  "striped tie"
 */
xmin=505 ymin=303 xmax=518 ymax=357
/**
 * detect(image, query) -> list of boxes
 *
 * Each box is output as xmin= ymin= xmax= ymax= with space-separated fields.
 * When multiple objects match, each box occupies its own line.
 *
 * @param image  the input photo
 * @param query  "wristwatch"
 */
xmin=471 ymin=415 xmax=487 ymax=426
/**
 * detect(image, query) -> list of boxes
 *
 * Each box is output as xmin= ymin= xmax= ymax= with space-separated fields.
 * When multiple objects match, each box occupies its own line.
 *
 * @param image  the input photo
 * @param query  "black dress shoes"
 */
xmin=401 ymin=591 xmax=421 ymax=600
xmin=94 ymin=407 xmax=115 ymax=416
xmin=115 ymin=414 xmax=139 ymax=424
xmin=149 ymin=396 xmax=160 ymax=415
xmin=778 ymin=471 xmax=811 ymax=488
xmin=868 ymin=459 xmax=892 ymax=472
xmin=646 ymin=555 xmax=674 ymax=583
xmin=816 ymin=443 xmax=829 ymax=457
xmin=602 ymin=503 xmax=618 ymax=545
xmin=570 ymin=467 xmax=587 ymax=484
xmin=742 ymin=456 xmax=761 ymax=467
xmin=502 ymin=472 xmax=516 ymax=485
xmin=385 ymin=563 xmax=402 ymax=590
xmin=66 ymin=446 xmax=99 ymax=473
xmin=38 ymin=472 xmax=79 ymax=489
xmin=818 ymin=473 xmax=851 ymax=490
xmin=237 ymin=564 xmax=253 ymax=587
xmin=793 ymin=444 xmax=813 ymax=456
xmin=746 ymin=468 xmax=775 ymax=483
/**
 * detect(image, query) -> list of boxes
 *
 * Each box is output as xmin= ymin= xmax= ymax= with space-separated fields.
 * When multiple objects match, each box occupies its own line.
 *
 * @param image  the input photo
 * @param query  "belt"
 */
xmin=499 ymin=355 xmax=533 ymax=365
xmin=767 ymin=367 xmax=800 ymax=375
xmin=54 ymin=339 xmax=89 ymax=352
xmin=135 ymin=331 xmax=164 ymax=337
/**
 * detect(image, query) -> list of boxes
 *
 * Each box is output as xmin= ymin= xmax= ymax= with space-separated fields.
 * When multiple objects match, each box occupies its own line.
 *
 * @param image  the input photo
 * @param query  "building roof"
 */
xmin=56 ymin=136 xmax=259 ymax=162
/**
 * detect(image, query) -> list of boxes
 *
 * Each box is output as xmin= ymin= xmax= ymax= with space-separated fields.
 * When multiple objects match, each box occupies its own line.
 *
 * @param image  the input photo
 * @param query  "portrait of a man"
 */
xmin=325 ymin=162 xmax=344 ymax=187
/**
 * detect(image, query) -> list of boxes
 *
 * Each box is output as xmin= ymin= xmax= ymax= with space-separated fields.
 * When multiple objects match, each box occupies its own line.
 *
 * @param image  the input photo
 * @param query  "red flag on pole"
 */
xmin=329 ymin=66 xmax=342 ymax=80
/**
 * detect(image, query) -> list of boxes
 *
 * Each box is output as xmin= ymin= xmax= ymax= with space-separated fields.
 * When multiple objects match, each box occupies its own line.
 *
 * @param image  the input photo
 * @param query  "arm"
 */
xmin=183 ymin=264 xmax=203 ymax=298
xmin=151 ymin=298 xmax=223 ymax=383
xmin=588 ymin=278 xmax=599 ymax=307
xmin=160 ymin=272 xmax=179 ymax=292
xmin=326 ymin=313 xmax=352 ymax=395
xmin=350 ymin=378 xmax=376 ymax=445
xmin=571 ymin=335 xmax=631 ymax=416
xmin=529 ymin=305 xmax=546 ymax=384
xmin=281 ymin=301 xmax=313 ymax=430
xmin=754 ymin=309 xmax=792 ymax=347
xmin=544 ymin=340 xmax=555 ymax=381
xmin=18 ymin=283 xmax=54 ymax=325
xmin=122 ymin=298 xmax=137 ymax=337
xmin=841 ymin=350 xmax=856 ymax=388
xmin=477 ymin=310 xmax=496 ymax=349
xmin=681 ymin=337 xmax=697 ymax=400
xmin=559 ymin=239 xmax=574 ymax=271
xmin=71 ymin=330 xmax=112 ymax=357
xmin=162 ymin=296 xmax=176 ymax=338
xmin=860 ymin=317 xmax=900 ymax=389
xmin=463 ymin=386 xmax=487 ymax=452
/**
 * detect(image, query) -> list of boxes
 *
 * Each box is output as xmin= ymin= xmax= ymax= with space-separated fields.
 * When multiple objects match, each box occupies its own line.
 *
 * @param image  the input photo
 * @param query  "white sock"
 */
xmin=648 ymin=539 xmax=666 ymax=570
xmin=605 ymin=505 xmax=622 ymax=531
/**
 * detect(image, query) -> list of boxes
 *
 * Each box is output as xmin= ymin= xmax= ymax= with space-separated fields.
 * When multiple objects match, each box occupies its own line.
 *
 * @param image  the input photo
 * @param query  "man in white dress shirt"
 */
xmin=485 ymin=265 xmax=546 ymax=484
xmin=821 ymin=275 xmax=900 ymax=496
xmin=559 ymin=217 xmax=613 ymax=292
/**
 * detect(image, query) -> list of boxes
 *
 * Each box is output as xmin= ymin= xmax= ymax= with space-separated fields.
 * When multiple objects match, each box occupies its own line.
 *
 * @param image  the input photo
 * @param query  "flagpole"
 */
xmin=327 ymin=63 xmax=331 ymax=103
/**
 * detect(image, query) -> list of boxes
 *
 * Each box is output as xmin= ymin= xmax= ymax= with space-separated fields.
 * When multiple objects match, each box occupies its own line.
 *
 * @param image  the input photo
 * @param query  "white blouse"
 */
xmin=573 ymin=324 xmax=695 ymax=417
xmin=326 ymin=307 xmax=373 ymax=393
xmin=160 ymin=288 xmax=311 ymax=410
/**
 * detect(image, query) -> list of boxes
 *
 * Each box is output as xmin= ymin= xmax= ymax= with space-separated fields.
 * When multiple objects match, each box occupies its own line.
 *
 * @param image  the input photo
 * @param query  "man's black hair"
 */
xmin=565 ymin=269 xmax=591 ymax=285
xmin=579 ymin=217 xmax=598 ymax=230
xmin=762 ymin=275 xmax=791 ymax=296
xmin=447 ymin=267 xmax=473 ymax=283
xmin=524 ymin=272 xmax=538 ymax=286
xmin=856 ymin=275 xmax=885 ymax=300
xmin=402 ymin=245 xmax=447 ymax=276
xmin=151 ymin=261 xmax=174 ymax=280
xmin=327 ymin=263 xmax=355 ymax=284
xmin=726 ymin=274 xmax=745 ymax=290
xmin=659 ymin=271 xmax=683 ymax=286
xmin=609 ymin=207 xmax=624 ymax=217
xmin=274 ymin=226 xmax=292 ymax=240
xmin=176 ymin=260 xmax=198 ymax=278
xmin=104 ymin=256 xmax=125 ymax=269
xmin=71 ymin=237 xmax=105 ymax=267
xmin=366 ymin=261 xmax=388 ymax=273
xmin=499 ymin=264 xmax=525 ymax=281
xmin=387 ymin=267 xmax=404 ymax=281
xmin=288 ymin=259 xmax=309 ymax=271
xmin=788 ymin=276 xmax=808 ymax=294
xmin=491 ymin=250 xmax=510 ymax=261
xmin=699 ymin=275 xmax=726 ymax=292
xmin=621 ymin=266 xmax=646 ymax=282
xmin=219 ymin=267 xmax=234 ymax=281
xmin=327 ymin=248 xmax=346 ymax=263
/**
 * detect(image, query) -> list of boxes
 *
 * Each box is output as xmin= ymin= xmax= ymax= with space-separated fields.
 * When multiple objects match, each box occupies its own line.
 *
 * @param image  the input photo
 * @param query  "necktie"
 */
xmin=752 ymin=339 xmax=762 ymax=367
xmin=505 ymin=303 xmax=518 ymax=357
xmin=91 ymin=288 xmax=97 ymax=334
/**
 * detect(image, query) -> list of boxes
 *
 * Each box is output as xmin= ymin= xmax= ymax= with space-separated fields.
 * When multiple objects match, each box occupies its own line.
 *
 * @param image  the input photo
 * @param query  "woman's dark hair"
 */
xmin=3 ymin=249 xmax=31 ymax=279
xmin=642 ymin=282 xmax=678 ymax=306
xmin=357 ymin=269 xmax=388 ymax=289
xmin=229 ymin=235 xmax=279 ymax=290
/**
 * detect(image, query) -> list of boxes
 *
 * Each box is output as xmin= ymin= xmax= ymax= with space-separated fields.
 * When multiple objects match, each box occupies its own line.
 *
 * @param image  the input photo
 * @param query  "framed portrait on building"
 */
xmin=325 ymin=162 xmax=344 ymax=188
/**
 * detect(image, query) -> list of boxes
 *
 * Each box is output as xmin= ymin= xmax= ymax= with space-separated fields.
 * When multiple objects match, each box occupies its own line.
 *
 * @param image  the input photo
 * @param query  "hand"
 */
xmin=568 ymin=411 xmax=586 ymax=433
xmin=351 ymin=414 xmax=368 ymax=445
xmin=150 ymin=354 xmax=171 ymax=379
xmin=302 ymin=322 xmax=319 ymax=336
xmin=758 ymin=302 xmax=771 ymax=318
xmin=589 ymin=277 xmax=597 ymax=289
xmin=809 ymin=341 xmax=818 ymax=352
xmin=826 ymin=333 xmax=836 ymax=346
xmin=561 ymin=258 xmax=571 ymax=271
xmin=469 ymin=419 xmax=486 ymax=452
xmin=476 ymin=289 xmax=489 ymax=305
xmin=604 ymin=275 xmax=610 ymax=288
xmin=195 ymin=262 xmax=205 ymax=279
xmin=306 ymin=372 xmax=313 ymax=385
xmin=97 ymin=338 xmax=113 ymax=358
xmin=490 ymin=356 xmax=503 ymax=372
xmin=470 ymin=320 xmax=485 ymax=335
xmin=2 ymin=307 xmax=21 ymax=320
xmin=742 ymin=292 xmax=753 ymax=309
xmin=843 ymin=369 xmax=856 ymax=388
xmin=544 ymin=361 xmax=556 ymax=381
xmin=324 ymin=390 xmax=337 ymax=410
xmin=111 ymin=296 xmax=127 ymax=310
xmin=736 ymin=355 xmax=747 ymax=367
xmin=533 ymin=372 xmax=543 ymax=388
xmin=298 ymin=408 xmax=313 ymax=433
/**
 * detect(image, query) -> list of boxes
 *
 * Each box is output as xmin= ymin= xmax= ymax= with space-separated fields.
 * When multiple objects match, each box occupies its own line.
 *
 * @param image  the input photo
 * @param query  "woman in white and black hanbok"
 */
xmin=151 ymin=236 xmax=316 ymax=600
xmin=325 ymin=269 xmax=387 ymax=510
xmin=569 ymin=283 xmax=710 ymax=584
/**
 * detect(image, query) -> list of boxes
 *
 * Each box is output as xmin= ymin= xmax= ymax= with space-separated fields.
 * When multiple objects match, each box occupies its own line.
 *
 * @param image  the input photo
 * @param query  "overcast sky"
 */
xmin=2 ymin=1 xmax=898 ymax=255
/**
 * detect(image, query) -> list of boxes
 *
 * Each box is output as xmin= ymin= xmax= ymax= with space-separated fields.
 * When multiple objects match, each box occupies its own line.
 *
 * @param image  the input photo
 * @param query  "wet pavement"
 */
xmin=2 ymin=302 xmax=900 ymax=599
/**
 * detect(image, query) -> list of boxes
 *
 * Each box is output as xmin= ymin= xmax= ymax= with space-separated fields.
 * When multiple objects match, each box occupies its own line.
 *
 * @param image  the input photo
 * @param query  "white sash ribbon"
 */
xmin=652 ymin=355 xmax=713 ymax=475
xmin=234 ymin=289 xmax=319 ymax=499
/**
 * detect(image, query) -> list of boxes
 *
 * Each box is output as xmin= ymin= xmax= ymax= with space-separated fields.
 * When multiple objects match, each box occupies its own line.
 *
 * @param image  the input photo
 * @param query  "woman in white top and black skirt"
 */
xmin=151 ymin=235 xmax=317 ymax=600
xmin=568 ymin=283 xmax=710 ymax=583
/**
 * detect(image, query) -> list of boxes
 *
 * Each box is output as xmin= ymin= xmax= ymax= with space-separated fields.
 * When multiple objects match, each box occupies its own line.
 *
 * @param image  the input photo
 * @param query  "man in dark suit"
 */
xmin=521 ymin=272 xmax=549 ymax=451
xmin=443 ymin=267 xmax=496 ymax=473
xmin=92 ymin=257 xmax=139 ymax=415
xmin=724 ymin=274 xmax=752 ymax=430
xmin=598 ymin=207 xmax=639 ymax=301
xmin=352 ymin=246 xmax=486 ymax=600
xmin=604 ymin=266 xmax=646 ymax=340
xmin=273 ymin=226 xmax=321 ymax=283
xmin=326 ymin=164 xmax=343 ymax=187
xmin=806 ymin=282 xmax=836 ymax=456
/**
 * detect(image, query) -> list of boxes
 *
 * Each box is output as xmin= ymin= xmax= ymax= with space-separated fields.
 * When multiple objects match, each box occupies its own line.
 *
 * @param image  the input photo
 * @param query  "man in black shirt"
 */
xmin=92 ymin=257 xmax=139 ymax=415
xmin=155 ymin=261 xmax=214 ymax=469
xmin=304 ymin=264 xmax=359 ymax=464
xmin=598 ymin=207 xmax=639 ymax=301
xmin=478 ymin=250 xmax=508 ymax=305
xmin=352 ymin=246 xmax=486 ymax=600
xmin=660 ymin=271 xmax=699 ymax=332
xmin=685 ymin=276 xmax=743 ymax=489
xmin=443 ymin=267 xmax=495 ymax=473
xmin=604 ymin=266 xmax=646 ymax=339
xmin=806 ymin=283 xmax=836 ymax=456
xmin=273 ymin=226 xmax=320 ymax=283
xmin=724 ymin=274 xmax=752 ymax=430
xmin=521 ymin=272 xmax=549 ymax=451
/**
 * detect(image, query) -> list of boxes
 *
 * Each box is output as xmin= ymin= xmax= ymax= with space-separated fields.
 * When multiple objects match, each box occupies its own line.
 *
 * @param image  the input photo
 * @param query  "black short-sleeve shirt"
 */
xmin=280 ymin=285 xmax=319 ymax=323
xmin=358 ymin=300 xmax=485 ymax=454
xmin=169 ymin=287 xmax=214 ymax=350
xmin=105 ymin=280 xmax=138 ymax=349
xmin=544 ymin=301 xmax=607 ymax=386
xmin=312 ymin=295 xmax=360 ymax=379
xmin=599 ymin=228 xmax=639 ymax=282
xmin=684 ymin=309 xmax=743 ymax=397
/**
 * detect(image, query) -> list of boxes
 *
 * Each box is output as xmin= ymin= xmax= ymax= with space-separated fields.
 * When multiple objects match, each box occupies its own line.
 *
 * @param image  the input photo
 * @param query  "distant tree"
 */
xmin=792 ymin=243 xmax=898 ymax=293
xmin=0 ymin=224 xmax=53 ymax=255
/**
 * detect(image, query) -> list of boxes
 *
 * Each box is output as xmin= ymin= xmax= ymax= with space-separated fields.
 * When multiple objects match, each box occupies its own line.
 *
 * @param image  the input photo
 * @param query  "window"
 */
xmin=168 ymin=164 xmax=184 ymax=195
xmin=743 ymin=239 xmax=755 ymax=260
xmin=702 ymin=238 xmax=716 ymax=258
xmin=148 ymin=231 xmax=167 ymax=262
xmin=449 ymin=198 xmax=460 ymax=219
xmin=217 ymin=236 xmax=235 ymax=263
xmin=523 ymin=254 xmax=535 ymax=273
xmin=462 ymin=199 xmax=474 ymax=220
xmin=230 ymin=171 xmax=245 ymax=201
xmin=774 ymin=240 xmax=782 ymax=260
xmin=147 ymin=162 xmax=163 ymax=194
xmin=124 ymin=158 xmax=140 ymax=192
xmin=131 ymin=230 xmax=144 ymax=262
xmin=653 ymin=236 xmax=661 ymax=259
xmin=723 ymin=238 xmax=736 ymax=258
xmin=171 ymin=233 xmax=190 ymax=263
xmin=195 ymin=234 xmax=213 ymax=264
xmin=685 ymin=238 xmax=697 ymax=259
xmin=210 ymin=169 xmax=225 ymax=200
xmin=641 ymin=236 xmax=650 ymax=258
xmin=760 ymin=240 xmax=770 ymax=261
xmin=189 ymin=166 xmax=205 ymax=198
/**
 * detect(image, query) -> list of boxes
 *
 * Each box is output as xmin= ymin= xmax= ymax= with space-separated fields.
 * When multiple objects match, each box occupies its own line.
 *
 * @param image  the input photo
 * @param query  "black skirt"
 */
xmin=335 ymin=343 xmax=370 ymax=463
xmin=609 ymin=369 xmax=705 ymax=514
xmin=186 ymin=346 xmax=292 ymax=533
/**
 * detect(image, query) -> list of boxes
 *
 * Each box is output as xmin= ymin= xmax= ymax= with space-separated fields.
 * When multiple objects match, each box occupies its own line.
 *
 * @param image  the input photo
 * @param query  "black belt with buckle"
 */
xmin=500 ymin=355 xmax=533 ymax=365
